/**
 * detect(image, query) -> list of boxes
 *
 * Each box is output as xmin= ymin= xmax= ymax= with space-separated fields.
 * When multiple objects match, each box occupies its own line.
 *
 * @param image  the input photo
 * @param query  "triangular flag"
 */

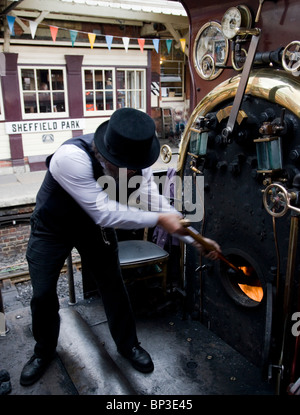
xmin=152 ymin=38 xmax=160 ymax=53
xmin=166 ymin=39 xmax=172 ymax=54
xmin=50 ymin=26 xmax=58 ymax=42
xmin=180 ymin=38 xmax=186 ymax=53
xmin=105 ymin=35 xmax=113 ymax=50
xmin=69 ymin=30 xmax=77 ymax=47
xmin=6 ymin=15 xmax=16 ymax=36
xmin=70 ymin=30 xmax=78 ymax=46
xmin=29 ymin=21 xmax=38 ymax=39
xmin=88 ymin=33 xmax=96 ymax=49
xmin=122 ymin=37 xmax=130 ymax=52
xmin=138 ymin=38 xmax=145 ymax=53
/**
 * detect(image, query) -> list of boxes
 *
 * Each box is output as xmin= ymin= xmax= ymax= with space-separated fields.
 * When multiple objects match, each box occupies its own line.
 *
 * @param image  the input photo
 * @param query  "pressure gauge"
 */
xmin=221 ymin=5 xmax=252 ymax=39
xmin=193 ymin=21 xmax=229 ymax=80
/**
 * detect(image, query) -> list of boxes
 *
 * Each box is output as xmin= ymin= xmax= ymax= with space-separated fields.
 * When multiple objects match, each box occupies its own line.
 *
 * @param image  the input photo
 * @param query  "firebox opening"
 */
xmin=219 ymin=251 xmax=264 ymax=308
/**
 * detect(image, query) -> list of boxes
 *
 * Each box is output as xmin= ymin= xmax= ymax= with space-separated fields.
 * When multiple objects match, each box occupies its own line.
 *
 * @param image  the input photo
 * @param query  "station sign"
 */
xmin=5 ymin=118 xmax=85 ymax=134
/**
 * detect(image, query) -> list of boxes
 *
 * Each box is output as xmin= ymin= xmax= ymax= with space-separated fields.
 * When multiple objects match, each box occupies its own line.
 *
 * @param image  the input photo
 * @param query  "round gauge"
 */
xmin=193 ymin=21 xmax=229 ymax=80
xmin=221 ymin=5 xmax=252 ymax=39
xmin=221 ymin=7 xmax=242 ymax=39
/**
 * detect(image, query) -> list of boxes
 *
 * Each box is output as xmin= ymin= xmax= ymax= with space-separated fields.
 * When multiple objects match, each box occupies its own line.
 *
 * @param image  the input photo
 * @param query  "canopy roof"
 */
xmin=1 ymin=0 xmax=188 ymax=39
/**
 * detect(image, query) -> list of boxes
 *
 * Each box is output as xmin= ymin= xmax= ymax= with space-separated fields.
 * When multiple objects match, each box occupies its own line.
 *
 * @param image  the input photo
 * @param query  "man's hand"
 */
xmin=157 ymin=213 xmax=188 ymax=235
xmin=157 ymin=214 xmax=221 ymax=261
xmin=192 ymin=237 xmax=221 ymax=260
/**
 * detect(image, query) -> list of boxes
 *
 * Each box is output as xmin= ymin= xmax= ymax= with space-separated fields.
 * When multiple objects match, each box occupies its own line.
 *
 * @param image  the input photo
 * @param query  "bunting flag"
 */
xmin=105 ymin=35 xmax=113 ymax=50
xmin=180 ymin=38 xmax=186 ymax=53
xmin=6 ymin=15 xmax=16 ymax=36
xmin=50 ymin=26 xmax=58 ymax=42
xmin=69 ymin=30 xmax=78 ymax=47
xmin=5 ymin=15 xmax=185 ymax=54
xmin=122 ymin=37 xmax=130 ymax=52
xmin=88 ymin=33 xmax=96 ymax=49
xmin=152 ymin=38 xmax=160 ymax=53
xmin=166 ymin=39 xmax=172 ymax=54
xmin=29 ymin=21 xmax=38 ymax=39
xmin=138 ymin=38 xmax=145 ymax=53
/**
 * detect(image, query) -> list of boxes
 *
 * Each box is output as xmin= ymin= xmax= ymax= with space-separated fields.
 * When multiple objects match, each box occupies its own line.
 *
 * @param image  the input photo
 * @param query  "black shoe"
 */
xmin=119 ymin=345 xmax=154 ymax=373
xmin=20 ymin=354 xmax=55 ymax=386
xmin=0 ymin=381 xmax=11 ymax=395
xmin=0 ymin=369 xmax=10 ymax=383
xmin=0 ymin=369 xmax=11 ymax=395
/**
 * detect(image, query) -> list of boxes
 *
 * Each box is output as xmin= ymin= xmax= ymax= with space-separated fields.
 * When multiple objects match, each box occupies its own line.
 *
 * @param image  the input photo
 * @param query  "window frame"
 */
xmin=116 ymin=68 xmax=146 ymax=111
xmin=18 ymin=66 xmax=68 ymax=119
xmin=160 ymin=41 xmax=185 ymax=102
xmin=82 ymin=67 xmax=147 ymax=115
xmin=83 ymin=67 xmax=116 ymax=116
xmin=160 ymin=59 xmax=185 ymax=101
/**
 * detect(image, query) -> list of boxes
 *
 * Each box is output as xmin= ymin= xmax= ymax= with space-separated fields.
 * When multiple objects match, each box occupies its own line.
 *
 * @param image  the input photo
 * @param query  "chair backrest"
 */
xmin=118 ymin=240 xmax=169 ymax=267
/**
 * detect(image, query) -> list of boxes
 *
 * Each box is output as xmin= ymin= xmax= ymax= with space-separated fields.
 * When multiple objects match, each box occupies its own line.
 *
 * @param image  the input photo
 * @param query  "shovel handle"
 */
xmin=180 ymin=219 xmax=217 ymax=252
xmin=180 ymin=219 xmax=241 ymax=273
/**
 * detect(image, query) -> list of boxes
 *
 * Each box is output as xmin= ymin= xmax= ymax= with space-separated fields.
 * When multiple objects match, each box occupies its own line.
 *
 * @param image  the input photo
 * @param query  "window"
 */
xmin=84 ymin=68 xmax=114 ymax=115
xmin=116 ymin=69 xmax=146 ymax=110
xmin=160 ymin=41 xmax=185 ymax=100
xmin=19 ymin=67 xmax=67 ymax=118
xmin=83 ymin=68 xmax=146 ymax=114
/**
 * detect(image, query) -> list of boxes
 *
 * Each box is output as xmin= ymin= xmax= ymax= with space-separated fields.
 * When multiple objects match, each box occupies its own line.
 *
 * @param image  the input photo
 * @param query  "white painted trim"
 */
xmin=18 ymin=65 xmax=69 ymax=120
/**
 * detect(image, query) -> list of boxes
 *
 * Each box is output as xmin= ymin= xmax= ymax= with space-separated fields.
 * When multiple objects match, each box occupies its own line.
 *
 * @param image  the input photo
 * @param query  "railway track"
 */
xmin=0 ymin=259 xmax=82 ymax=285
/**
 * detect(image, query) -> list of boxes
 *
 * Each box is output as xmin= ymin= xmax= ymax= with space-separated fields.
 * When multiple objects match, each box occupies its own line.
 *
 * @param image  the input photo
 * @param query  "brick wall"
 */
xmin=0 ymin=223 xmax=30 ymax=257
xmin=0 ymin=205 xmax=34 ymax=266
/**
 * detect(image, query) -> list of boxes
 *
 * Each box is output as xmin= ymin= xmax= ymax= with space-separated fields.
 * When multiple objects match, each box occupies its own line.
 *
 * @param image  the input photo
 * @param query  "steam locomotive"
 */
xmin=170 ymin=0 xmax=300 ymax=395
xmin=1 ymin=0 xmax=300 ymax=398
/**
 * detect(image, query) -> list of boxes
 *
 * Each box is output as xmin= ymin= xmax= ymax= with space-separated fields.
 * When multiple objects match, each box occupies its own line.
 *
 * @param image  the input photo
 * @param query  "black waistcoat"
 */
xmin=32 ymin=134 xmax=104 ymax=235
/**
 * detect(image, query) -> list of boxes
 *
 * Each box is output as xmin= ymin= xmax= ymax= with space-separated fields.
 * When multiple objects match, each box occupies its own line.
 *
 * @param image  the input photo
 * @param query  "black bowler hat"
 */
xmin=94 ymin=107 xmax=160 ymax=169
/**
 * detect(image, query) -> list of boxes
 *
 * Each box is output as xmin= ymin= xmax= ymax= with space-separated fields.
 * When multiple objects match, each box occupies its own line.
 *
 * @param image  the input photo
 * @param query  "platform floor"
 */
xmin=0 ymin=285 xmax=275 ymax=397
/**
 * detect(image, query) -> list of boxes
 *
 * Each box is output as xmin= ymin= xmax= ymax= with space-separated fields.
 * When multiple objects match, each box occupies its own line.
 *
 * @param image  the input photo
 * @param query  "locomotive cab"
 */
xmin=1 ymin=0 xmax=300 ymax=398
xmin=170 ymin=0 xmax=300 ymax=394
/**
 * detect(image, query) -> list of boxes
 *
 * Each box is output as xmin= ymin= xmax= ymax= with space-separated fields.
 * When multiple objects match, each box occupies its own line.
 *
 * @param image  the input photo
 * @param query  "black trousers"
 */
xmin=26 ymin=214 xmax=138 ymax=359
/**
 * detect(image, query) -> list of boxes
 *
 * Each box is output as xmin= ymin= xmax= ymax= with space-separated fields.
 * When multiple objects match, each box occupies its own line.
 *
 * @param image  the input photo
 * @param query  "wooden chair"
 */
xmin=68 ymin=240 xmax=169 ymax=302
xmin=118 ymin=240 xmax=169 ymax=293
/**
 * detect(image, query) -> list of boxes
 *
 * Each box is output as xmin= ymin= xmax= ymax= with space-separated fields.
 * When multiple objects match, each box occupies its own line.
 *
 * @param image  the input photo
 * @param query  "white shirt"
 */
xmin=49 ymin=144 xmax=178 ymax=230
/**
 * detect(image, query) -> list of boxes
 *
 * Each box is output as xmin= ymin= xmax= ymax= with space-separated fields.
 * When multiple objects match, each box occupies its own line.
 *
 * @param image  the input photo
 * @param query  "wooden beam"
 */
xmin=0 ymin=0 xmax=25 ymax=16
xmin=165 ymin=22 xmax=189 ymax=57
xmin=14 ymin=0 xmax=188 ymax=26
xmin=12 ymin=10 xmax=144 ymax=26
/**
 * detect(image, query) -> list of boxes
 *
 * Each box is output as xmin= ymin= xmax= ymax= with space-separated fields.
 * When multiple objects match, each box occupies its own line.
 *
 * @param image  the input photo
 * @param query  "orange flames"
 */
xmin=238 ymin=266 xmax=264 ymax=303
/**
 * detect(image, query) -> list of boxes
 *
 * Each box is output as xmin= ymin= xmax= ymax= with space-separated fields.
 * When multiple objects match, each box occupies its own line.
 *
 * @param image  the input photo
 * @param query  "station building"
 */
xmin=0 ymin=0 xmax=190 ymax=174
